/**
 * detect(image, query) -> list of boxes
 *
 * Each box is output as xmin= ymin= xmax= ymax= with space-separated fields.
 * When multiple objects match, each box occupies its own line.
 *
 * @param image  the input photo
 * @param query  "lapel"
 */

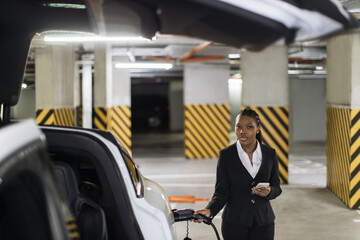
xmin=231 ymin=143 xmax=255 ymax=180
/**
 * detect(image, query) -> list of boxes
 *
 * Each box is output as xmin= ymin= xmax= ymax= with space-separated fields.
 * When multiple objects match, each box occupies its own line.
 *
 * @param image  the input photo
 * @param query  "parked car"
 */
xmin=132 ymin=95 xmax=170 ymax=131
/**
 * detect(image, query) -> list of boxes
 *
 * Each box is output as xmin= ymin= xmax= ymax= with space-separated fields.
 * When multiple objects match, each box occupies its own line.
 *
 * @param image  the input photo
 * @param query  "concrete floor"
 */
xmin=132 ymin=133 xmax=360 ymax=240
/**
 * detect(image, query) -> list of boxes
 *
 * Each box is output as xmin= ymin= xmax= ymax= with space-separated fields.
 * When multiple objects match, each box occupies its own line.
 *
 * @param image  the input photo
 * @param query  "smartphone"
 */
xmin=256 ymin=182 xmax=269 ymax=188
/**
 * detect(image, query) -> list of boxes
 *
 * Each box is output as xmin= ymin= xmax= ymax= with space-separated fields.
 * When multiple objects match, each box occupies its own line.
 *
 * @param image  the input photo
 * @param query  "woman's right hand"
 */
xmin=193 ymin=209 xmax=211 ymax=223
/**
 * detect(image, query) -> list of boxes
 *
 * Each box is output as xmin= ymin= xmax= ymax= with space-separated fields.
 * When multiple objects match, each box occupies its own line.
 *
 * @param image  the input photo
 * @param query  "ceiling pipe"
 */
xmin=179 ymin=41 xmax=213 ymax=62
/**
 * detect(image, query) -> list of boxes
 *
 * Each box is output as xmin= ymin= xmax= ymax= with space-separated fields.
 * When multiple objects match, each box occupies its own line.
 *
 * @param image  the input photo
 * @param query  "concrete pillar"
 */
xmin=169 ymin=81 xmax=184 ymax=132
xmin=35 ymin=45 xmax=79 ymax=126
xmin=327 ymin=32 xmax=360 ymax=209
xmin=81 ymin=62 xmax=93 ymax=128
xmin=184 ymin=63 xmax=230 ymax=159
xmin=94 ymin=43 xmax=132 ymax=153
xmin=241 ymin=46 xmax=289 ymax=183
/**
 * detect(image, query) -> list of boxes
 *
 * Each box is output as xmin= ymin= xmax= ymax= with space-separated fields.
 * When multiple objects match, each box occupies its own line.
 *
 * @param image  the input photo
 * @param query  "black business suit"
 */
xmin=206 ymin=143 xmax=282 ymax=239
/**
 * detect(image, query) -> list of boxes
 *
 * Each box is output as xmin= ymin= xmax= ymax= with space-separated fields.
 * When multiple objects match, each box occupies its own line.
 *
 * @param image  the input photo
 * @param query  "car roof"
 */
xmin=0 ymin=0 xmax=358 ymax=106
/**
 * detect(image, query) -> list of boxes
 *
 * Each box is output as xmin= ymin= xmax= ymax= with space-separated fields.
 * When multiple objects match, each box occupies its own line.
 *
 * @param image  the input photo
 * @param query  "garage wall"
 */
xmin=10 ymin=88 xmax=36 ymax=120
xmin=290 ymin=77 xmax=326 ymax=142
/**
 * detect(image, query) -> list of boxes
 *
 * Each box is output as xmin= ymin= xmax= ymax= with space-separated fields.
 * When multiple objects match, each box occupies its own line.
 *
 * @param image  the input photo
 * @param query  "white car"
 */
xmin=40 ymin=124 xmax=177 ymax=240
xmin=0 ymin=119 xmax=176 ymax=239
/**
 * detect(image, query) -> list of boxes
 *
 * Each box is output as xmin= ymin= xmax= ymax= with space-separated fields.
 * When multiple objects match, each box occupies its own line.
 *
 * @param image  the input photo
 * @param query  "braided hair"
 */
xmin=235 ymin=108 xmax=262 ymax=144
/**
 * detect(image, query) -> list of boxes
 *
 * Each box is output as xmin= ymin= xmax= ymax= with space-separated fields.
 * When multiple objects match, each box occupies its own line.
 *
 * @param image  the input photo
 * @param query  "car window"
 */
xmin=121 ymin=151 xmax=144 ymax=197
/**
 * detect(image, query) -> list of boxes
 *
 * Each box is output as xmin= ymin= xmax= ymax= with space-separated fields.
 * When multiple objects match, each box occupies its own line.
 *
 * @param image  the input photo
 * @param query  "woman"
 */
xmin=195 ymin=108 xmax=282 ymax=240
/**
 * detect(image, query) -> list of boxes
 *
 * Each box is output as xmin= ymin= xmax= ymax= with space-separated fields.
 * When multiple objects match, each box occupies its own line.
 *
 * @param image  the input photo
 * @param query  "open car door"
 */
xmin=0 ymin=0 xmax=358 ymax=109
xmin=86 ymin=0 xmax=358 ymax=50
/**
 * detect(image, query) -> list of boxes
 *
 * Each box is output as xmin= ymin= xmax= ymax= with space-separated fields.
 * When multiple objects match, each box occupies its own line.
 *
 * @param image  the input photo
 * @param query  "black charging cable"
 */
xmin=172 ymin=209 xmax=221 ymax=240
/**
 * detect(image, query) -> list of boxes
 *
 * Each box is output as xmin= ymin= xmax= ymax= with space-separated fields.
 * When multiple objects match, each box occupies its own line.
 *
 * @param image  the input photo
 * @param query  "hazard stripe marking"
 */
xmin=184 ymin=104 xmax=231 ymax=159
xmin=93 ymin=107 xmax=108 ymax=130
xmin=36 ymin=108 xmax=75 ymax=126
xmin=109 ymin=105 xmax=132 ymax=154
xmin=36 ymin=109 xmax=55 ymax=125
xmin=327 ymin=107 xmax=351 ymax=207
xmin=350 ymin=109 xmax=360 ymax=209
xmin=244 ymin=106 xmax=289 ymax=184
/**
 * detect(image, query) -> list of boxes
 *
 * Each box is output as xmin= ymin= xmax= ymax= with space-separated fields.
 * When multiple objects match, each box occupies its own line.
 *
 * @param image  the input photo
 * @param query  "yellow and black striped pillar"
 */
xmin=109 ymin=105 xmax=132 ymax=154
xmin=93 ymin=106 xmax=132 ymax=154
xmin=245 ymin=106 xmax=289 ymax=184
xmin=36 ymin=109 xmax=55 ymax=125
xmin=93 ymin=107 xmax=109 ymax=131
xmin=36 ymin=108 xmax=76 ymax=126
xmin=327 ymin=106 xmax=360 ymax=209
xmin=184 ymin=104 xmax=231 ymax=159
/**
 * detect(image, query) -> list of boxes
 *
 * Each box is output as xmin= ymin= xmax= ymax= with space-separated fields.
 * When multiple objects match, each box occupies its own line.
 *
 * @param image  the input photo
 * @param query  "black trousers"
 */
xmin=221 ymin=220 xmax=274 ymax=240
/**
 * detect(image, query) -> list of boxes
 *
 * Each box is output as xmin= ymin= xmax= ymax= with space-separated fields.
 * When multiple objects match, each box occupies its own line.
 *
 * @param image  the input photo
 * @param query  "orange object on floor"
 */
xmin=168 ymin=195 xmax=209 ymax=203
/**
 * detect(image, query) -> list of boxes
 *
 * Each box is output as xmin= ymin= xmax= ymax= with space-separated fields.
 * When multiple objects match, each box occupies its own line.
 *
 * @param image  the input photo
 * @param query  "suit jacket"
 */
xmin=206 ymin=143 xmax=282 ymax=226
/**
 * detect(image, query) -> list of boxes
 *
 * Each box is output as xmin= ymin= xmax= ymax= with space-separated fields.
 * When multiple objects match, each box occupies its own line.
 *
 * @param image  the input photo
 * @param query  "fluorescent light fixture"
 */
xmin=228 ymin=53 xmax=240 ymax=59
xmin=313 ymin=70 xmax=327 ymax=75
xmin=349 ymin=8 xmax=360 ymax=13
xmin=44 ymin=35 xmax=150 ymax=43
xmin=115 ymin=63 xmax=173 ymax=70
xmin=228 ymin=78 xmax=242 ymax=85
xmin=22 ymin=83 xmax=27 ymax=89
xmin=288 ymin=70 xmax=301 ymax=75
xmin=42 ymin=3 xmax=86 ymax=9
xmin=316 ymin=66 xmax=324 ymax=70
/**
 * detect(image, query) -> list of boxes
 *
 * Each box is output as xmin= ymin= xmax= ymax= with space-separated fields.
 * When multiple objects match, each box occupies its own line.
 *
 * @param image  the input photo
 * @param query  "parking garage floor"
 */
xmin=132 ymin=133 xmax=360 ymax=240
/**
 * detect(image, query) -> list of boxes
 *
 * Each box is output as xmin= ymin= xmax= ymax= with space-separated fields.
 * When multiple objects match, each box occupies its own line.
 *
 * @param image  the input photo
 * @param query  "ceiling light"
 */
xmin=115 ymin=63 xmax=173 ymax=70
xmin=313 ymin=70 xmax=327 ymax=75
xmin=42 ymin=3 xmax=86 ymax=9
xmin=316 ymin=66 xmax=324 ymax=70
xmin=228 ymin=78 xmax=242 ymax=85
xmin=44 ymin=35 xmax=150 ymax=43
xmin=288 ymin=70 xmax=301 ymax=75
xmin=348 ymin=8 xmax=360 ymax=13
xmin=228 ymin=54 xmax=240 ymax=59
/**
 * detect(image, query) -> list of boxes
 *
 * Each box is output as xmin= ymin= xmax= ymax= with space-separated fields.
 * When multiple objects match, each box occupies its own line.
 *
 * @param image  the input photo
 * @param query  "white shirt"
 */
xmin=236 ymin=140 xmax=262 ymax=178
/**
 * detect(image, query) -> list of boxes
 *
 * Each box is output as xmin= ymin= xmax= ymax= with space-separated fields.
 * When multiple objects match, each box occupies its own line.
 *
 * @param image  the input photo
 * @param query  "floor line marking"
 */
xmin=160 ymin=183 xmax=214 ymax=187
xmin=145 ymin=173 xmax=215 ymax=179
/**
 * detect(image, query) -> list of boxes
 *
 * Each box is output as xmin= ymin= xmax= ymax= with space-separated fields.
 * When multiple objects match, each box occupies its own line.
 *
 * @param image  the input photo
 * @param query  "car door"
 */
xmin=86 ymin=0 xmax=358 ymax=50
xmin=41 ymin=125 xmax=176 ymax=240
xmin=0 ymin=0 xmax=357 ymax=108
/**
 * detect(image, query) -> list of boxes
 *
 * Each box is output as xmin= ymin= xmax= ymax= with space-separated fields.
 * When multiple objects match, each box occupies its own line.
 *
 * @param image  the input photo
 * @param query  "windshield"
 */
xmin=120 ymin=151 xmax=144 ymax=198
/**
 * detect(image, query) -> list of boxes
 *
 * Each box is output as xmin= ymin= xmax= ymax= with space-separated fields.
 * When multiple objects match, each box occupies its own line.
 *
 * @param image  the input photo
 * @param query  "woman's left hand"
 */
xmin=252 ymin=186 xmax=271 ymax=197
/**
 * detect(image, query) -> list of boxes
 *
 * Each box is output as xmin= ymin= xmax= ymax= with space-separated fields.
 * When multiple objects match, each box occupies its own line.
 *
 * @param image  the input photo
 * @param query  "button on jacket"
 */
xmin=206 ymin=143 xmax=282 ymax=226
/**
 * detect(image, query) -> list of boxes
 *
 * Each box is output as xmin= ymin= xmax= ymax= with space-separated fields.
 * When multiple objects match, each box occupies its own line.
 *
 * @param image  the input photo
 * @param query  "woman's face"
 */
xmin=235 ymin=115 xmax=260 ymax=148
